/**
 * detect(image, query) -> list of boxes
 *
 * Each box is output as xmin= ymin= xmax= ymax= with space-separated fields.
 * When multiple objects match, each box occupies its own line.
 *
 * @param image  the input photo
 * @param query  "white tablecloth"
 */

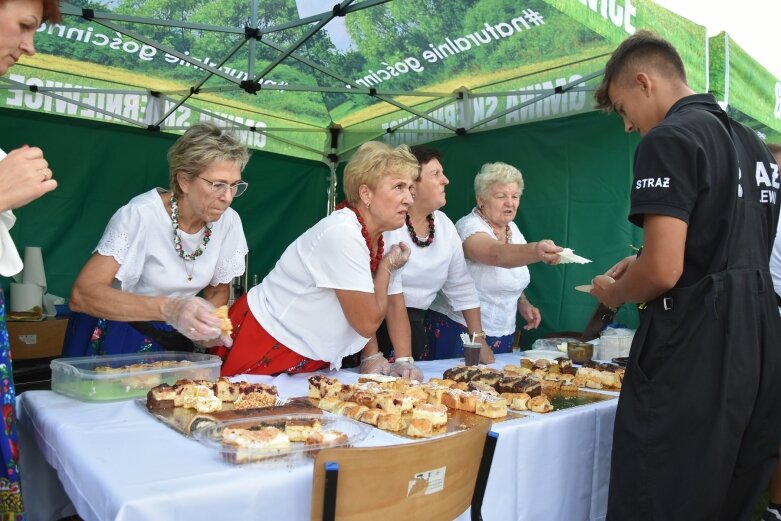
xmin=19 ymin=353 xmax=617 ymax=521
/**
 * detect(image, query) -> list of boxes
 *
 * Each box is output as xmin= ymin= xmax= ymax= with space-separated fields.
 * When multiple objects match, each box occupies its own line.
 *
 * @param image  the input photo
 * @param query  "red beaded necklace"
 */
xmin=336 ymin=200 xmax=384 ymax=272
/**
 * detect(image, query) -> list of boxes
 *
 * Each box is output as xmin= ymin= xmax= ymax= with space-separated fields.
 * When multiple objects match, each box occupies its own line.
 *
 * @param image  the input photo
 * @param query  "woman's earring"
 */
xmin=365 ymin=201 xmax=371 ymax=209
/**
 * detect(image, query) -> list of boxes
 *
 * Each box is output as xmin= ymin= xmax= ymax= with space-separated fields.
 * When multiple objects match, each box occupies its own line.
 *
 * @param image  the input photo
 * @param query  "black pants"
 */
xmin=607 ymin=269 xmax=781 ymax=521
xmin=376 ymin=307 xmax=427 ymax=360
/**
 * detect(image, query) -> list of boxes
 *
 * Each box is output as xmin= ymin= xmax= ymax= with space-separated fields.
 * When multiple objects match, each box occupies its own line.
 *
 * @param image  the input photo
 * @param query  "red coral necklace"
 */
xmin=477 ymin=207 xmax=511 ymax=244
xmin=336 ymin=201 xmax=384 ymax=272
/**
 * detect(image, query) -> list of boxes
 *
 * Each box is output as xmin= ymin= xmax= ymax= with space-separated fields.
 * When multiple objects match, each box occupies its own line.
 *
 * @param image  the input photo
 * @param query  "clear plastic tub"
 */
xmin=193 ymin=413 xmax=371 ymax=466
xmin=51 ymin=351 xmax=221 ymax=402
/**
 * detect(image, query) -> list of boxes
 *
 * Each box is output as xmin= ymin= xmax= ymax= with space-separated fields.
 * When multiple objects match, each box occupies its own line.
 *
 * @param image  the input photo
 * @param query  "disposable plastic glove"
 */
xmin=196 ymin=334 xmax=234 ymax=349
xmin=383 ymin=242 xmax=411 ymax=272
xmin=388 ymin=359 xmax=423 ymax=381
xmin=535 ymin=239 xmax=563 ymax=265
xmin=161 ymin=296 xmax=222 ymax=342
xmin=359 ymin=351 xmax=390 ymax=375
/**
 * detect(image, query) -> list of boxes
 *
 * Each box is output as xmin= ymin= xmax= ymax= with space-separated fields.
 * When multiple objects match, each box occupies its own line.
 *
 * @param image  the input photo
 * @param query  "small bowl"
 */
xmin=567 ymin=342 xmax=593 ymax=364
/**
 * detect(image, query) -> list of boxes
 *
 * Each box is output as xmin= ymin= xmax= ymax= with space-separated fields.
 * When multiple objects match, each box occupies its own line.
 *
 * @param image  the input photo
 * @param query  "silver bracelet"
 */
xmin=394 ymin=356 xmax=414 ymax=364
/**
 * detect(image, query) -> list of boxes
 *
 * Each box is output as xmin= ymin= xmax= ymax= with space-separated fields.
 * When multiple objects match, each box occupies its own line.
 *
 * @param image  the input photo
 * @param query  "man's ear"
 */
xmin=636 ymin=72 xmax=652 ymax=96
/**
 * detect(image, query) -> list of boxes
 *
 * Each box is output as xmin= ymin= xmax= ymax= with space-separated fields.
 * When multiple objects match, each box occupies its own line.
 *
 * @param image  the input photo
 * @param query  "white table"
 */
xmin=19 ymin=353 xmax=617 ymax=521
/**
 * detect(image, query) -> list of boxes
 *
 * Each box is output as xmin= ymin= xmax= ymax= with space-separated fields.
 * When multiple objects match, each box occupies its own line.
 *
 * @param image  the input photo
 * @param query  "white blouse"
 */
xmin=430 ymin=209 xmax=530 ymax=337
xmin=248 ymin=208 xmax=402 ymax=370
xmin=0 ymin=148 xmax=24 ymax=277
xmin=95 ymin=188 xmax=247 ymax=296
xmin=383 ymin=210 xmax=479 ymax=311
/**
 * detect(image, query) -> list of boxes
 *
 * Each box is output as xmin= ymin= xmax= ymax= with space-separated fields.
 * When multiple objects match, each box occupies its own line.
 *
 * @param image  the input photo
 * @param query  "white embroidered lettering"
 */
xmin=756 ymin=162 xmax=773 ymax=187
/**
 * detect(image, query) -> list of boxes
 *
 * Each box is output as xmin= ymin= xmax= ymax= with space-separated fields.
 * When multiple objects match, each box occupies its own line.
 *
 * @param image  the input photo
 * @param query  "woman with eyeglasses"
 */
xmin=62 ymin=123 xmax=249 ymax=356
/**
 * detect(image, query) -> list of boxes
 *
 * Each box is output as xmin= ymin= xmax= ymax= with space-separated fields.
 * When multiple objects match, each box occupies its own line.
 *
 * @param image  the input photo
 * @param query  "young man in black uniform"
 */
xmin=764 ymin=142 xmax=781 ymax=521
xmin=591 ymin=31 xmax=781 ymax=521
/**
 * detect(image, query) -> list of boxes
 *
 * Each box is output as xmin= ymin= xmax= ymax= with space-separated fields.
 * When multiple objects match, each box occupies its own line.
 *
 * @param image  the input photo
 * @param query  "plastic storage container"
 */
xmin=51 ymin=351 xmax=221 ymax=402
xmin=599 ymin=330 xmax=634 ymax=360
xmin=193 ymin=413 xmax=371 ymax=466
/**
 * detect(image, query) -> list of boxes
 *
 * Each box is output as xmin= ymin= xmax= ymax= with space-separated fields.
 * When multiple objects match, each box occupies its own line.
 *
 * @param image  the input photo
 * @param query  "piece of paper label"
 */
xmin=407 ymin=466 xmax=446 ymax=496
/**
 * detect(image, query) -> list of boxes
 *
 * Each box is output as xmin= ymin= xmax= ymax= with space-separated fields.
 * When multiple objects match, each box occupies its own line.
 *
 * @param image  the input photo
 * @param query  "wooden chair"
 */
xmin=311 ymin=423 xmax=498 ymax=521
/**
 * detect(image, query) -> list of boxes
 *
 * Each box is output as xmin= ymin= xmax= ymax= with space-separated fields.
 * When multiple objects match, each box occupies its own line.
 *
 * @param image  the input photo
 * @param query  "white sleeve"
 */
xmin=308 ymin=224 xmax=374 ymax=292
xmin=95 ymin=203 xmax=147 ymax=289
xmin=211 ymin=211 xmax=249 ymax=285
xmin=456 ymin=213 xmax=490 ymax=240
xmin=440 ymin=221 xmax=479 ymax=311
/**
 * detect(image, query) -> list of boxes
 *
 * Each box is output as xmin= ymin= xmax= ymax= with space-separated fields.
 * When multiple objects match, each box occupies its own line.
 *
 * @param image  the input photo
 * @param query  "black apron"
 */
xmin=606 ymin=119 xmax=781 ymax=521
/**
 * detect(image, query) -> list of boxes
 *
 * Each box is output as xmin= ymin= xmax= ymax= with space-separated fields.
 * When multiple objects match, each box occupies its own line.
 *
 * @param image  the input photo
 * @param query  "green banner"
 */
xmin=542 ymin=0 xmax=708 ymax=93
xmin=709 ymin=33 xmax=781 ymax=141
xmin=0 ymin=0 xmax=716 ymax=160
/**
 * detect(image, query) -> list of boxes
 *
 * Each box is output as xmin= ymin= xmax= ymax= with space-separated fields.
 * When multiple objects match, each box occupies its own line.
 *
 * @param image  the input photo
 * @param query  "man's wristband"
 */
xmin=470 ymin=331 xmax=486 ymax=339
xmin=394 ymin=356 xmax=415 ymax=364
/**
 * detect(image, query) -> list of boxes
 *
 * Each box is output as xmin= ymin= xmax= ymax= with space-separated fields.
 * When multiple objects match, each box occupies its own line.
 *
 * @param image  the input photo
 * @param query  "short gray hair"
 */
xmin=168 ymin=123 xmax=250 ymax=196
xmin=474 ymin=162 xmax=524 ymax=199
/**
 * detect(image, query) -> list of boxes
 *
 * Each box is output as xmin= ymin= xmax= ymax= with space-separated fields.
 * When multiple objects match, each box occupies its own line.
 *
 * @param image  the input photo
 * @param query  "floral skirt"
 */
xmin=424 ymin=310 xmax=515 ymax=359
xmin=0 ymin=289 xmax=23 ymax=519
xmin=62 ymin=312 xmax=180 ymax=357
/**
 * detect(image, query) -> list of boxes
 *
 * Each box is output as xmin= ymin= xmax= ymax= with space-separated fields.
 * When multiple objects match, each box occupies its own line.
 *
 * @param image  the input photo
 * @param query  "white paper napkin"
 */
xmin=557 ymin=248 xmax=592 ymax=264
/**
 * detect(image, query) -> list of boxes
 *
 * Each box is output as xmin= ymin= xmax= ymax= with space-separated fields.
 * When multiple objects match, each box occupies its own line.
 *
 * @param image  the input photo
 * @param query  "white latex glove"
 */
xmin=388 ymin=358 xmax=423 ymax=381
xmin=195 ymin=334 xmax=234 ymax=349
xmin=161 ymin=297 xmax=222 ymax=342
xmin=359 ymin=352 xmax=390 ymax=375
xmin=383 ymin=242 xmax=411 ymax=272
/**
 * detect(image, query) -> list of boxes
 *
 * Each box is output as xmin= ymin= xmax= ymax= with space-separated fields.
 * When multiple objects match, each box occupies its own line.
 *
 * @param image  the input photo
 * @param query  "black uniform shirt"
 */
xmin=628 ymin=93 xmax=779 ymax=287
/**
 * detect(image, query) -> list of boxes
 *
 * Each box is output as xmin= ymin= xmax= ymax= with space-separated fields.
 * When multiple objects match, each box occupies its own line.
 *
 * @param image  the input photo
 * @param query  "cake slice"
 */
xmin=214 ymin=377 xmax=241 ymax=402
xmin=222 ymin=426 xmax=290 ymax=464
xmin=474 ymin=396 xmax=508 ymax=419
xmin=508 ymin=393 xmax=531 ymax=411
xmin=146 ymin=383 xmax=177 ymax=409
xmin=305 ymin=430 xmax=349 ymax=447
xmin=357 ymin=408 xmax=381 ymax=426
xmin=377 ymin=413 xmax=406 ymax=432
xmin=308 ymin=375 xmax=342 ymax=399
xmin=412 ymin=403 xmax=448 ymax=427
xmin=407 ymin=418 xmax=434 ymax=438
xmin=284 ymin=418 xmax=322 ymax=442
xmin=528 ymin=394 xmax=553 ymax=413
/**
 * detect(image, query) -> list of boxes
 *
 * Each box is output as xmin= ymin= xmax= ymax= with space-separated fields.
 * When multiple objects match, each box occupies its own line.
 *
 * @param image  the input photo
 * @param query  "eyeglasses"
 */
xmin=197 ymin=175 xmax=248 ymax=198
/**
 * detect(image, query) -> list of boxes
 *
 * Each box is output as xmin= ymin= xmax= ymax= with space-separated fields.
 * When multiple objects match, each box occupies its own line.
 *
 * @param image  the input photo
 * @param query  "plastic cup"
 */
xmin=463 ymin=343 xmax=481 ymax=366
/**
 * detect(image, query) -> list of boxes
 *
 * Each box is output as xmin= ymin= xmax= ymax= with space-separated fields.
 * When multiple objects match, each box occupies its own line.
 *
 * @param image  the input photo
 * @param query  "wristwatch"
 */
xmin=394 ymin=356 xmax=415 ymax=364
xmin=471 ymin=330 xmax=486 ymax=339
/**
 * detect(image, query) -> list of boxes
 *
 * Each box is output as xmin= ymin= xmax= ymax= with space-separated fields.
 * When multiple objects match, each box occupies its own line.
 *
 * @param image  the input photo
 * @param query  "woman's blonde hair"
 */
xmin=343 ymin=141 xmax=418 ymax=206
xmin=168 ymin=123 xmax=250 ymax=196
xmin=474 ymin=162 xmax=524 ymax=199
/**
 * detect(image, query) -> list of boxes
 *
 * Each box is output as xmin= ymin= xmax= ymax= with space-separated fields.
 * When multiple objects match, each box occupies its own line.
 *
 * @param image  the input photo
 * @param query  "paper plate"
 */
xmin=574 ymin=284 xmax=593 ymax=293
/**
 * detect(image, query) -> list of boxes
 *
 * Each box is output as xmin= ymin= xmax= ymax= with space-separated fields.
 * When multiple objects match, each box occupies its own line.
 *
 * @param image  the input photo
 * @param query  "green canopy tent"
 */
xmin=708 ymin=32 xmax=781 ymax=144
xmin=2 ymin=0 xmax=776 ymax=345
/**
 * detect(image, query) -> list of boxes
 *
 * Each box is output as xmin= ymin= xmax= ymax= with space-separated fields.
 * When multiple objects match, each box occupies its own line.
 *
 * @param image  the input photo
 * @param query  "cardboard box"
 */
xmin=7 ymin=317 xmax=68 ymax=360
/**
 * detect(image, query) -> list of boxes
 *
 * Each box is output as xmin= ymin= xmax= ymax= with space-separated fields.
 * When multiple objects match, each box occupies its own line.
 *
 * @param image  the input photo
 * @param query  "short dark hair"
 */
xmin=409 ymin=145 xmax=442 ymax=167
xmin=594 ymin=30 xmax=687 ymax=111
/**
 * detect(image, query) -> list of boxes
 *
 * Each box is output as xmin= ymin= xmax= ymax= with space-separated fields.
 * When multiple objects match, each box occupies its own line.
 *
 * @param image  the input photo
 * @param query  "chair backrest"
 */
xmin=311 ymin=422 xmax=495 ymax=521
